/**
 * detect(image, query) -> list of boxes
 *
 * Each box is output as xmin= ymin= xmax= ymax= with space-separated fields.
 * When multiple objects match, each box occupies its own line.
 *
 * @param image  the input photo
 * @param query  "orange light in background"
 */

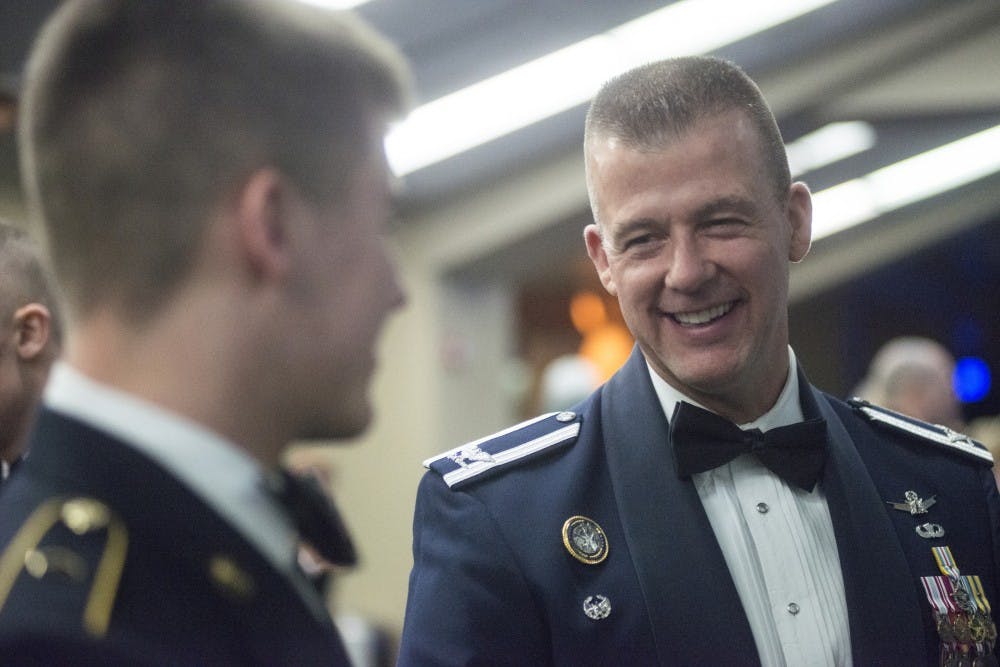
xmin=570 ymin=289 xmax=632 ymax=382
xmin=580 ymin=324 xmax=633 ymax=381
xmin=570 ymin=290 xmax=606 ymax=335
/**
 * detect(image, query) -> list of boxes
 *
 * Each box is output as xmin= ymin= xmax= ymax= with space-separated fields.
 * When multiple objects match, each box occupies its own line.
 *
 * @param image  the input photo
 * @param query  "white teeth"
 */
xmin=673 ymin=302 xmax=734 ymax=325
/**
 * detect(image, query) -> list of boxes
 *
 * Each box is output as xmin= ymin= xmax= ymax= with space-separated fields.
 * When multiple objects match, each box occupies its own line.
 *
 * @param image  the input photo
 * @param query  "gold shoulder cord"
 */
xmin=83 ymin=509 xmax=128 ymax=637
xmin=0 ymin=497 xmax=66 ymax=608
xmin=0 ymin=497 xmax=128 ymax=638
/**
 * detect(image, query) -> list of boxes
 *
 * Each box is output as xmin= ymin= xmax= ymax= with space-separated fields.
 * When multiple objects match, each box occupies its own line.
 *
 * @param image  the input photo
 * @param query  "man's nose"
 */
xmin=663 ymin=237 xmax=713 ymax=292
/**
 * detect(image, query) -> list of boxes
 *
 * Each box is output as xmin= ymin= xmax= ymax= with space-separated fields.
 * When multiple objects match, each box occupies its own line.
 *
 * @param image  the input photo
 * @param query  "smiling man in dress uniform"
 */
xmin=0 ymin=1 xmax=409 ymax=663
xmin=398 ymin=56 xmax=999 ymax=666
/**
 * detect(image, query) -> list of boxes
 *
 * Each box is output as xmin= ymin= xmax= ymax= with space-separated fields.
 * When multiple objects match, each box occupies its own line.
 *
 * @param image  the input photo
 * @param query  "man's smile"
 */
xmin=667 ymin=300 xmax=736 ymax=326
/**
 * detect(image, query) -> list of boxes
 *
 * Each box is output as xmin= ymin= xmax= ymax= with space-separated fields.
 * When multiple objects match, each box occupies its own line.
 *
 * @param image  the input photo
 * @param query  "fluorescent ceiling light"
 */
xmin=811 ymin=123 xmax=1000 ymax=240
xmin=294 ymin=0 xmax=371 ymax=9
xmin=386 ymin=0 xmax=838 ymax=176
xmin=787 ymin=121 xmax=876 ymax=177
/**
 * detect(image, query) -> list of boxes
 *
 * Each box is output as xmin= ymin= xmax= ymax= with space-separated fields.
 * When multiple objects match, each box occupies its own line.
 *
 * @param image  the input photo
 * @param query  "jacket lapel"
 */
xmin=810 ymin=385 xmax=925 ymax=665
xmin=602 ymin=348 xmax=759 ymax=666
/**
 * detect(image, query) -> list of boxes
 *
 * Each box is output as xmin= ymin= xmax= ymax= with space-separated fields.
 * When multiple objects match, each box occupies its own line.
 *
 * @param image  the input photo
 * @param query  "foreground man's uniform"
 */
xmin=0 ymin=389 xmax=352 ymax=665
xmin=400 ymin=348 xmax=999 ymax=666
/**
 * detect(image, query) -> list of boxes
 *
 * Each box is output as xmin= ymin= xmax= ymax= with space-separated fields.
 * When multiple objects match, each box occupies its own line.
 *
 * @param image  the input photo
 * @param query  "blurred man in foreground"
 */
xmin=0 ymin=1 xmax=408 ymax=663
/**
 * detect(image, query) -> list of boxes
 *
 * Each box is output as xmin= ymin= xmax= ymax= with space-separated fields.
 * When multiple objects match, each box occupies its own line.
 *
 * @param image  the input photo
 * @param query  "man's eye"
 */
xmin=624 ymin=234 xmax=653 ymax=249
xmin=708 ymin=219 xmax=746 ymax=231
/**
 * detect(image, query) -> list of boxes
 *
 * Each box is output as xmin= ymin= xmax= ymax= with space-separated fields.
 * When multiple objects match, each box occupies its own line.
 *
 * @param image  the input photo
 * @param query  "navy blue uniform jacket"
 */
xmin=399 ymin=348 xmax=1000 ymax=666
xmin=0 ymin=408 xmax=352 ymax=666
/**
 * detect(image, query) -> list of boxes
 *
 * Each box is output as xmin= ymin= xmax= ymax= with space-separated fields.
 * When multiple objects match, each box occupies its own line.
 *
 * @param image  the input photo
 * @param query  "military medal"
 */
xmin=921 ymin=546 xmax=997 ymax=666
xmin=561 ymin=516 xmax=609 ymax=565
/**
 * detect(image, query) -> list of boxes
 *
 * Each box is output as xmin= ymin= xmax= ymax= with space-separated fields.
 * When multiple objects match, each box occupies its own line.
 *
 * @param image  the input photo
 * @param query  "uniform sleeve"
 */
xmin=0 ymin=631 xmax=173 ymax=666
xmin=398 ymin=471 xmax=550 ymax=666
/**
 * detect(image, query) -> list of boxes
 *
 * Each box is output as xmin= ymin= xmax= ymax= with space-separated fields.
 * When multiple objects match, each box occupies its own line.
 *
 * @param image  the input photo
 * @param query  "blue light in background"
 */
xmin=953 ymin=357 xmax=991 ymax=403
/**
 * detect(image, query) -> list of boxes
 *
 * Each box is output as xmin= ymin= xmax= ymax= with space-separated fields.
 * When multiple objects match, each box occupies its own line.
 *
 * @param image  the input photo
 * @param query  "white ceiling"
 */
xmin=2 ymin=0 xmax=998 ymax=296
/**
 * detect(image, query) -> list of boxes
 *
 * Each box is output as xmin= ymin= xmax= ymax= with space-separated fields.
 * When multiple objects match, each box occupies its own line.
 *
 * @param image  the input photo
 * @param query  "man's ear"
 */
xmin=234 ymin=168 xmax=293 ymax=281
xmin=584 ymin=224 xmax=617 ymax=296
xmin=14 ymin=304 xmax=52 ymax=361
xmin=786 ymin=182 xmax=813 ymax=264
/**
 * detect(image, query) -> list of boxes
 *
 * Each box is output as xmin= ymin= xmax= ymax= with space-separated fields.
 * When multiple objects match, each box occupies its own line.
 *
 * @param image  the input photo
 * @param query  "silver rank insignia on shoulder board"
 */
xmin=424 ymin=411 xmax=582 ymax=489
xmin=849 ymin=398 xmax=993 ymax=465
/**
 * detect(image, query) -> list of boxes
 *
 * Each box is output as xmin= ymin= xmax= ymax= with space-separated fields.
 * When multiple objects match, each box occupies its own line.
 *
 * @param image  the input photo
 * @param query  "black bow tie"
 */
xmin=263 ymin=469 xmax=357 ymax=567
xmin=669 ymin=401 xmax=828 ymax=492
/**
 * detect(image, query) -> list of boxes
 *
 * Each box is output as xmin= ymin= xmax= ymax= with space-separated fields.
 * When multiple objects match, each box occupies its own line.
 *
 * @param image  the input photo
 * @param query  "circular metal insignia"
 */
xmin=61 ymin=498 xmax=111 ymax=534
xmin=582 ymin=594 xmax=611 ymax=620
xmin=562 ymin=515 xmax=609 ymax=565
xmin=209 ymin=555 xmax=257 ymax=600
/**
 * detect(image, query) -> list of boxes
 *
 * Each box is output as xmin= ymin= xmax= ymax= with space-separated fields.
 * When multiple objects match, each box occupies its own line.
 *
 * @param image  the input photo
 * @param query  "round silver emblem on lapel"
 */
xmin=562 ymin=516 xmax=609 ymax=565
xmin=582 ymin=594 xmax=611 ymax=620
xmin=555 ymin=411 xmax=576 ymax=423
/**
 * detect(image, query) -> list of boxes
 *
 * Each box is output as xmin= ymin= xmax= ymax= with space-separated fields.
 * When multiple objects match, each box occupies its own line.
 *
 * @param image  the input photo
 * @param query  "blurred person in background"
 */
xmin=0 ymin=219 xmax=61 ymax=484
xmin=854 ymin=336 xmax=965 ymax=431
xmin=399 ymin=56 xmax=998 ymax=666
xmin=0 ymin=0 xmax=408 ymax=664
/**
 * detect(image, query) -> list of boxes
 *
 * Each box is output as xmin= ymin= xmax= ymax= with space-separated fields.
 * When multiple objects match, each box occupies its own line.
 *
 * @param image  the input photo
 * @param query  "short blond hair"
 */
xmin=584 ymin=56 xmax=790 ymax=221
xmin=20 ymin=0 xmax=409 ymax=323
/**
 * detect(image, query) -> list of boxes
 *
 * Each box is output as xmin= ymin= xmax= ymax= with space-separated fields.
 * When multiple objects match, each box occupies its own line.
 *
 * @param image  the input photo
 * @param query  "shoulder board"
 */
xmin=424 ymin=411 xmax=582 ymax=489
xmin=0 ymin=496 xmax=127 ymax=638
xmin=848 ymin=398 xmax=993 ymax=465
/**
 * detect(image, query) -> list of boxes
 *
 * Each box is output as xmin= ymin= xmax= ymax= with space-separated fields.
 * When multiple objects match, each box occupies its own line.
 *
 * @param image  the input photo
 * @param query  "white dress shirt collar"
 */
xmin=43 ymin=361 xmax=297 ymax=572
xmin=647 ymin=346 xmax=804 ymax=430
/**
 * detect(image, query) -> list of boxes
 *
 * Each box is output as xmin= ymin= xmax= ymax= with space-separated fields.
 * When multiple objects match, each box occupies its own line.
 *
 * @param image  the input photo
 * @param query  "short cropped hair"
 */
xmin=0 ymin=219 xmax=62 ymax=346
xmin=584 ymin=56 xmax=790 ymax=213
xmin=19 ymin=0 xmax=409 ymax=322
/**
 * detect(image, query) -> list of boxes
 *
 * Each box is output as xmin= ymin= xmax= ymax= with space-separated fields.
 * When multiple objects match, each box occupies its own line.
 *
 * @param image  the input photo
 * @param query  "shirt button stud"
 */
xmin=787 ymin=602 xmax=800 ymax=615
xmin=756 ymin=502 xmax=769 ymax=514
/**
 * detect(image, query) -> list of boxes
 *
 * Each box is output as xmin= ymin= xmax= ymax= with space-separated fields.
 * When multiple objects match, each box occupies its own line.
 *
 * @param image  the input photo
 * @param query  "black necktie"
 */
xmin=669 ymin=401 xmax=828 ymax=492
xmin=263 ymin=469 xmax=357 ymax=567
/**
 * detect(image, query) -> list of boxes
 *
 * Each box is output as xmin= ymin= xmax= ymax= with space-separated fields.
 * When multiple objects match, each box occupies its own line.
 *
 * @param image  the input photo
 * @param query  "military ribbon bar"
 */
xmin=967 ymin=575 xmax=992 ymax=615
xmin=932 ymin=545 xmax=961 ymax=581
xmin=921 ymin=576 xmax=959 ymax=615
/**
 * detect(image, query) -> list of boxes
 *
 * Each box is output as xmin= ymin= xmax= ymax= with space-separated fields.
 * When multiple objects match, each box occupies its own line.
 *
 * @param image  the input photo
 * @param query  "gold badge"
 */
xmin=208 ymin=555 xmax=256 ymax=601
xmin=61 ymin=498 xmax=111 ymax=534
xmin=562 ymin=516 xmax=608 ymax=565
